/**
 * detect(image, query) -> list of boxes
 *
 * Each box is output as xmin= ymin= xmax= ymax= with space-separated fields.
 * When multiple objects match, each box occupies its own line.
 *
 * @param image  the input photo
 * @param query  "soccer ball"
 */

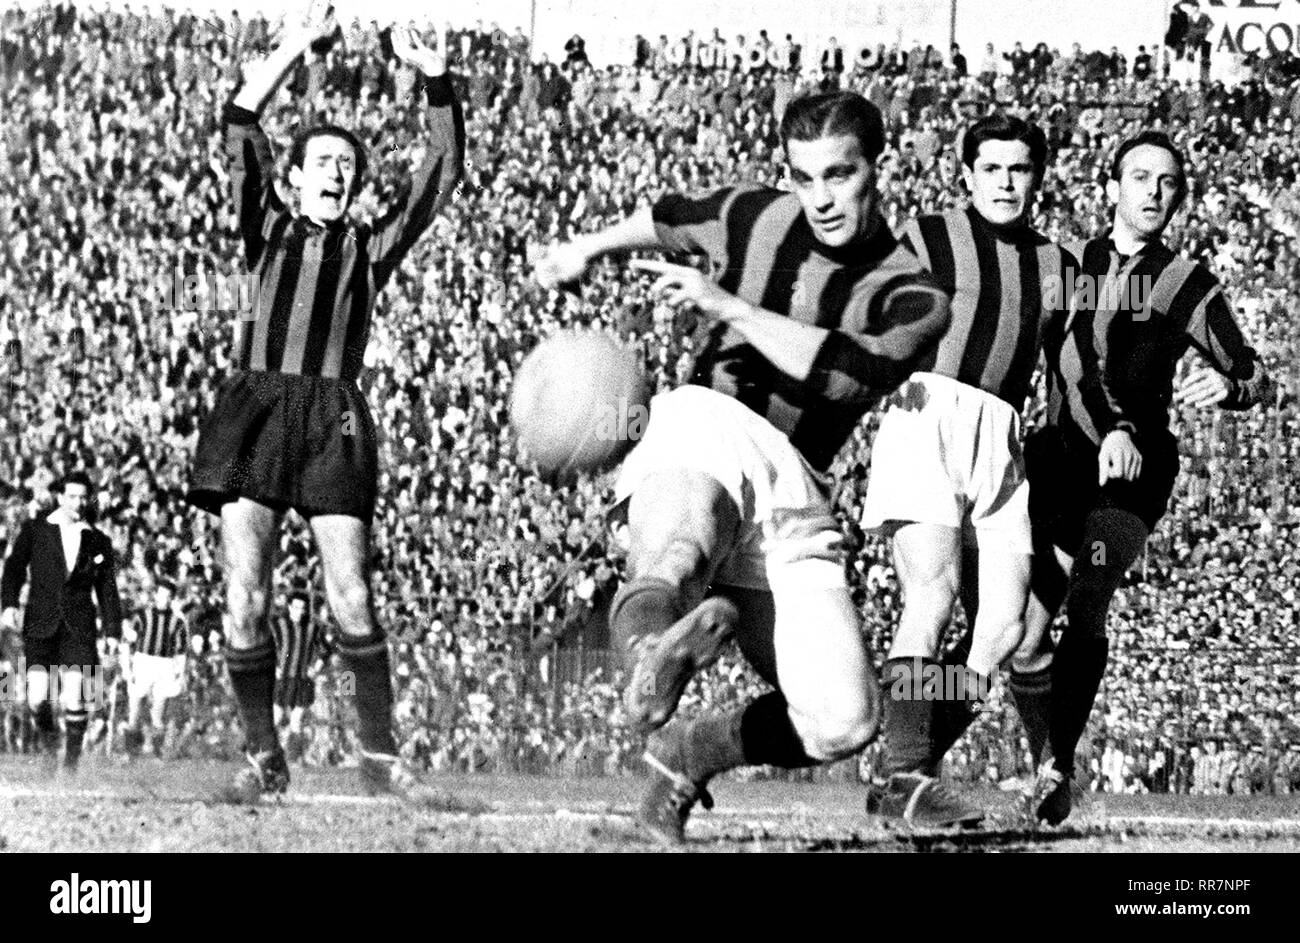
xmin=509 ymin=329 xmax=650 ymax=478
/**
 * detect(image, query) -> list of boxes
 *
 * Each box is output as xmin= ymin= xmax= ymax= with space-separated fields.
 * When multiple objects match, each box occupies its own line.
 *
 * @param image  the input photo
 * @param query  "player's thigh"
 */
xmin=770 ymin=547 xmax=876 ymax=729
xmin=308 ymin=514 xmax=374 ymax=630
xmin=892 ymin=523 xmax=962 ymax=597
xmin=626 ymin=468 xmax=741 ymax=587
xmin=307 ymin=513 xmax=370 ymax=591
xmin=220 ymin=498 xmax=281 ymax=583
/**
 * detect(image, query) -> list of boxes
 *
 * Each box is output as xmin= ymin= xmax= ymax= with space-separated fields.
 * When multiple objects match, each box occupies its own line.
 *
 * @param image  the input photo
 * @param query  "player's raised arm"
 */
xmin=231 ymin=0 xmax=337 ymax=115
xmin=371 ymin=25 xmax=467 ymax=285
xmin=224 ymin=2 xmax=337 ymax=267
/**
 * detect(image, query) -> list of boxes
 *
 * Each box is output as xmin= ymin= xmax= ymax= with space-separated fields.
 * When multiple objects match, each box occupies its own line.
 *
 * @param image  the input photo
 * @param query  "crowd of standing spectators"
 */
xmin=1 ymin=3 xmax=1298 ymax=793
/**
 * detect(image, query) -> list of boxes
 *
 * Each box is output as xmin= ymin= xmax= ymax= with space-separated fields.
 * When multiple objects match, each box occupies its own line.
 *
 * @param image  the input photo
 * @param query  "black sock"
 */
xmin=883 ymin=657 xmax=938 ymax=776
xmin=677 ymin=712 xmax=746 ymax=782
xmin=335 ymin=633 xmax=398 ymax=756
xmin=925 ymin=660 xmax=987 ymax=776
xmin=1009 ymin=665 xmax=1052 ymax=768
xmin=609 ymin=577 xmax=684 ymax=667
xmin=64 ymin=708 xmax=88 ymax=763
xmin=1048 ymin=634 xmax=1108 ymax=777
xmin=1047 ymin=507 xmax=1146 ymax=777
xmin=32 ymin=699 xmax=55 ymax=737
xmin=225 ymin=640 xmax=279 ymax=756
xmin=737 ymin=691 xmax=817 ymax=770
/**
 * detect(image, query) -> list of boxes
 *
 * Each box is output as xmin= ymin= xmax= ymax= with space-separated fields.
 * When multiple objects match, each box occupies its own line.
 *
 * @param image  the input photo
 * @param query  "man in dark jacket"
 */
xmin=1 ymin=470 xmax=123 ymax=770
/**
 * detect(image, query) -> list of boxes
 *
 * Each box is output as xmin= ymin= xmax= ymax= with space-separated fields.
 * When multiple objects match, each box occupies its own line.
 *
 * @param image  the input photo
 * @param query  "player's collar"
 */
xmin=1099 ymin=231 xmax=1171 ymax=261
xmin=965 ymin=205 xmax=1041 ymax=245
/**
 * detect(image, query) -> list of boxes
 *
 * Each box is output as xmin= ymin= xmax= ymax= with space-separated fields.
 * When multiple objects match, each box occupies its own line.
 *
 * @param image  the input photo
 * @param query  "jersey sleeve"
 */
xmin=223 ymin=101 xmax=286 ymax=269
xmin=805 ymin=271 xmax=951 ymax=405
xmin=650 ymin=186 xmax=734 ymax=257
xmin=1183 ymin=267 xmax=1272 ymax=410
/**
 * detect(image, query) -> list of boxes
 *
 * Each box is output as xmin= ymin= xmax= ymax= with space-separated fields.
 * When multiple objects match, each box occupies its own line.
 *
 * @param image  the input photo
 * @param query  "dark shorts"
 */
xmin=24 ymin=628 xmax=99 ymax=673
xmin=187 ymin=371 xmax=378 ymax=523
xmin=1026 ymin=425 xmax=1180 ymax=555
xmin=274 ymin=675 xmax=316 ymax=710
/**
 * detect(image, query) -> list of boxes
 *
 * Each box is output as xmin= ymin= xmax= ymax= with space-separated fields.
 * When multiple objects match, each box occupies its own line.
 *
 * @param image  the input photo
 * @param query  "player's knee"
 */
xmin=227 ymin=580 xmax=270 ymax=628
xmin=327 ymin=582 xmax=373 ymax=633
xmin=633 ymin=536 xmax=711 ymax=589
xmin=792 ymin=706 xmax=877 ymax=763
xmin=59 ymin=677 xmax=85 ymax=713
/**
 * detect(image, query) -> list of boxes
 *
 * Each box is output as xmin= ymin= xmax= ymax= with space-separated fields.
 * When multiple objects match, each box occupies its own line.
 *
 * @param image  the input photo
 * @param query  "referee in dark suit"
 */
xmin=1 ymin=471 xmax=123 ymax=770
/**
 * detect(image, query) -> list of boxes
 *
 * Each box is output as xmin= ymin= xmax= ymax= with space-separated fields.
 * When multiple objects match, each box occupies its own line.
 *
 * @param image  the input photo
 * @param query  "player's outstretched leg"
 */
xmin=612 ymin=470 xmax=740 ymax=732
xmin=1035 ymin=508 xmax=1147 ymax=825
xmin=639 ymin=584 xmax=879 ymax=845
xmin=218 ymin=499 xmax=289 ymax=802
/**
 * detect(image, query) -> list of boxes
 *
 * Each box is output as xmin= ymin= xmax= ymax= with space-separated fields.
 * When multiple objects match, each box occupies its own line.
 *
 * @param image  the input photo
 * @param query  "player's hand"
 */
xmin=1098 ymin=429 xmax=1143 ymax=485
xmin=285 ymin=0 xmax=337 ymax=50
xmin=629 ymin=258 xmax=740 ymax=320
xmin=534 ymin=240 xmax=591 ymax=289
xmin=390 ymin=24 xmax=447 ymax=76
xmin=1172 ymin=366 xmax=1232 ymax=409
xmin=0 ymin=608 xmax=16 ymax=633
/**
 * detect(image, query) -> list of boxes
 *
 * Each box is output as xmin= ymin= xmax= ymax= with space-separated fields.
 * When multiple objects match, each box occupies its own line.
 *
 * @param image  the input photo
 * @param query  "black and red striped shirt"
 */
xmin=133 ymin=607 xmax=187 ymax=659
xmin=225 ymin=75 xmax=464 ymax=381
xmin=898 ymin=206 xmax=1074 ymax=411
xmin=1050 ymin=236 xmax=1271 ymax=446
xmin=652 ymin=185 xmax=951 ymax=471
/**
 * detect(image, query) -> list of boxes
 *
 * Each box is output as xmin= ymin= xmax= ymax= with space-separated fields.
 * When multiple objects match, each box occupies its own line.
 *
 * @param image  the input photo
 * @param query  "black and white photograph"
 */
xmin=0 ymin=0 xmax=1295 ymax=890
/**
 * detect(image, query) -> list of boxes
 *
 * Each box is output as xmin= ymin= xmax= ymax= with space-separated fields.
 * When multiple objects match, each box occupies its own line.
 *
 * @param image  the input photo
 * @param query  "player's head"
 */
xmin=780 ymin=92 xmax=885 ymax=247
xmin=960 ymin=113 xmax=1047 ymax=227
xmin=55 ymin=470 xmax=93 ymax=523
xmin=288 ymin=125 xmax=367 ymax=224
xmin=287 ymin=591 xmax=309 ymax=623
xmin=1107 ymin=130 xmax=1188 ymax=240
xmin=153 ymin=578 xmax=175 ymax=610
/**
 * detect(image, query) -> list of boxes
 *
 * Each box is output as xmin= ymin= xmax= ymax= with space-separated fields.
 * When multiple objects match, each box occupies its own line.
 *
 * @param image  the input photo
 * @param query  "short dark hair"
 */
xmin=288 ymin=124 xmax=368 ymax=196
xmin=55 ymin=470 xmax=93 ymax=494
xmin=287 ymin=590 xmax=310 ymax=606
xmin=780 ymin=92 xmax=885 ymax=162
xmin=961 ymin=113 xmax=1048 ymax=179
xmin=1110 ymin=130 xmax=1189 ymax=210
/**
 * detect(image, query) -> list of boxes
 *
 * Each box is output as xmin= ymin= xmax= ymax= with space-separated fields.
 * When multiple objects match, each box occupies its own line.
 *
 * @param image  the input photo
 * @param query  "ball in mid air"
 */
xmin=510 ymin=330 xmax=650 ymax=478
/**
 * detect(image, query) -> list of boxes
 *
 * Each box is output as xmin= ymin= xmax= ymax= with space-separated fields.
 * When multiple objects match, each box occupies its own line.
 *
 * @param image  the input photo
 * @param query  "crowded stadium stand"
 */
xmin=1 ymin=1 xmax=1298 ymax=795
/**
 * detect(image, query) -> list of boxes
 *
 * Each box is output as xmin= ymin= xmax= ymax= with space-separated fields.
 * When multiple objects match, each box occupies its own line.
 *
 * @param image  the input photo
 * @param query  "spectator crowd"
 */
xmin=1 ymin=2 xmax=1298 ymax=793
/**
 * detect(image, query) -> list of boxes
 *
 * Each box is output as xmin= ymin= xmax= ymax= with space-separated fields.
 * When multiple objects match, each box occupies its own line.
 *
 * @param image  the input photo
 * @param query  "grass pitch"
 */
xmin=2 ymin=754 xmax=1298 ymax=852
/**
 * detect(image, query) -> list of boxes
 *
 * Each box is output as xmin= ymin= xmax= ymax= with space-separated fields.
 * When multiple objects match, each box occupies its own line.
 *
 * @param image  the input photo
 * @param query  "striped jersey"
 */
xmin=1049 ymin=236 xmax=1271 ymax=446
xmin=271 ymin=613 xmax=326 ymax=687
xmin=898 ymin=206 xmax=1074 ymax=411
xmin=225 ymin=75 xmax=464 ymax=381
xmin=133 ymin=607 xmax=187 ymax=659
xmin=652 ymin=185 xmax=951 ymax=471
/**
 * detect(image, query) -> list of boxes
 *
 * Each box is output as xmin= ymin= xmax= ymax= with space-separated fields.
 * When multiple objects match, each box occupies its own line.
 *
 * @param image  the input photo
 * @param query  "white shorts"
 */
xmin=126 ymin=653 xmax=187 ymax=703
xmin=861 ymin=372 xmax=1031 ymax=554
xmin=615 ymin=385 xmax=845 ymax=592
